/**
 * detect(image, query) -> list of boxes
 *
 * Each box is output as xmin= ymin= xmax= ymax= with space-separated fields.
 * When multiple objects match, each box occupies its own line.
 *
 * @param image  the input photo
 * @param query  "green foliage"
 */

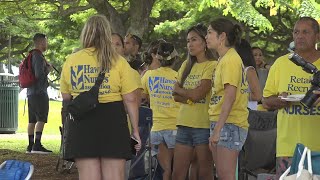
xmin=299 ymin=0 xmax=320 ymax=18
xmin=1 ymin=0 xmax=320 ymax=74
xmin=200 ymin=0 xmax=274 ymax=32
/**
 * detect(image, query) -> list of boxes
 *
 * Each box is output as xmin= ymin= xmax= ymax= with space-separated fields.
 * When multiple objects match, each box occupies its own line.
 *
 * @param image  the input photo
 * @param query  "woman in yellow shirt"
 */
xmin=172 ymin=24 xmax=217 ymax=180
xmin=206 ymin=18 xmax=249 ymax=180
xmin=141 ymin=42 xmax=180 ymax=180
xmin=60 ymin=15 xmax=141 ymax=180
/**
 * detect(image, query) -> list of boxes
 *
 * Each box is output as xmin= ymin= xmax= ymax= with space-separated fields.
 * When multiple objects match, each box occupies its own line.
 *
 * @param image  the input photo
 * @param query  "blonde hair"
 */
xmin=80 ymin=15 xmax=118 ymax=71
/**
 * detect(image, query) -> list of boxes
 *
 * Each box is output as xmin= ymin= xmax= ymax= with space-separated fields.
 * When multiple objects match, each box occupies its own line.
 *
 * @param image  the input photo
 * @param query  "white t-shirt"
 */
xmin=245 ymin=66 xmax=258 ymax=110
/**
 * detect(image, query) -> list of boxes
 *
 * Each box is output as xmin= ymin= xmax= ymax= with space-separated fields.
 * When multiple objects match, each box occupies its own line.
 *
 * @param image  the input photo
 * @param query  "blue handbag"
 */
xmin=290 ymin=143 xmax=320 ymax=175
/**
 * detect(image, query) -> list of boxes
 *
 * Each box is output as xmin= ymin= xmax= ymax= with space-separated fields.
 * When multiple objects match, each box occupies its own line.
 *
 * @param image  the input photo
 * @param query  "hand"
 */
xmin=263 ymin=93 xmax=290 ymax=110
xmin=132 ymin=130 xmax=141 ymax=153
xmin=313 ymin=90 xmax=320 ymax=95
xmin=313 ymin=90 xmax=320 ymax=106
xmin=209 ymin=128 xmax=220 ymax=152
xmin=276 ymin=92 xmax=291 ymax=108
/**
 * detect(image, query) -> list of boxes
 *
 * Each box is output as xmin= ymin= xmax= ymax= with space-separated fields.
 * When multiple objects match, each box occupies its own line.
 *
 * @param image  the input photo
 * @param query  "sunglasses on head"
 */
xmin=192 ymin=23 xmax=206 ymax=40
xmin=125 ymin=33 xmax=139 ymax=42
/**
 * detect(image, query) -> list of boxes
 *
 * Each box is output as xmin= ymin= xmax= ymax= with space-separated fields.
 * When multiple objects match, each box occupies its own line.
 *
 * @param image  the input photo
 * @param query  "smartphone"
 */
xmin=131 ymin=137 xmax=139 ymax=156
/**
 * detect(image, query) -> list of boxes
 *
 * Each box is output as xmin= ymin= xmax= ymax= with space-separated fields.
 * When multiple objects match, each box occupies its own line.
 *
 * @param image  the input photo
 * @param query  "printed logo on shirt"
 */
xmin=148 ymin=77 xmax=176 ymax=94
xmin=184 ymin=75 xmax=202 ymax=88
xmin=71 ymin=65 xmax=84 ymax=90
xmin=70 ymin=65 xmax=111 ymax=94
xmin=283 ymin=104 xmax=320 ymax=115
xmin=196 ymin=98 xmax=206 ymax=104
xmin=148 ymin=76 xmax=176 ymax=102
xmin=287 ymin=75 xmax=311 ymax=93
xmin=210 ymin=95 xmax=222 ymax=105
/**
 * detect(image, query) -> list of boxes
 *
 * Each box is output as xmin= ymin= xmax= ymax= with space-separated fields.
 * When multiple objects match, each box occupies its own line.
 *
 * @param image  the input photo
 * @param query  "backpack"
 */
xmin=18 ymin=49 xmax=41 ymax=88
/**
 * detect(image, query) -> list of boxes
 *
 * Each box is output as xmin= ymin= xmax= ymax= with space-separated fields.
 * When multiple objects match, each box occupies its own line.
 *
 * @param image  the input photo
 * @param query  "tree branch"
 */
xmin=58 ymin=4 xmax=92 ymax=17
xmin=0 ymin=44 xmax=32 ymax=62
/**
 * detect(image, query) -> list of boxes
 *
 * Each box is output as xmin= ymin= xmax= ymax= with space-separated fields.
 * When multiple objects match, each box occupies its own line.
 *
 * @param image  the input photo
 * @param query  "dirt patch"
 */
xmin=0 ymin=149 xmax=78 ymax=180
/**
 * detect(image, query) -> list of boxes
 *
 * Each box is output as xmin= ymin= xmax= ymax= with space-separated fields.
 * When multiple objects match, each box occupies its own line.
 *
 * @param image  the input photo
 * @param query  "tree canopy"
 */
xmin=0 ymin=0 xmax=319 ymax=75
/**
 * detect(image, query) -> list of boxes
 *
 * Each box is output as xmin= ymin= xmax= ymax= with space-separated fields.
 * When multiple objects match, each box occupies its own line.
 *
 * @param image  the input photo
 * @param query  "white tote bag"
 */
xmin=280 ymin=147 xmax=320 ymax=180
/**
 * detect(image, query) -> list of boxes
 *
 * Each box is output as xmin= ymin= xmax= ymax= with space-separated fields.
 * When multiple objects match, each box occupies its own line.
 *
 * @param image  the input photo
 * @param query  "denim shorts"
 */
xmin=150 ymin=130 xmax=176 ymax=152
xmin=175 ymin=126 xmax=210 ymax=147
xmin=210 ymin=122 xmax=247 ymax=151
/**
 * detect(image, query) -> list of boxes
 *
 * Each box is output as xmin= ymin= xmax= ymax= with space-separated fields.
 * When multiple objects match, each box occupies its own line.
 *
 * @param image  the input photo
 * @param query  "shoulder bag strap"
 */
xmin=93 ymin=71 xmax=106 ymax=89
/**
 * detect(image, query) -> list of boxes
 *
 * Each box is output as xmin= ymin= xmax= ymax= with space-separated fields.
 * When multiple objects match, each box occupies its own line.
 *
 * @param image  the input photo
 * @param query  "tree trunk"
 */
xmin=87 ymin=0 xmax=155 ymax=38
xmin=86 ymin=0 xmax=126 ymax=35
xmin=127 ymin=0 xmax=156 ymax=38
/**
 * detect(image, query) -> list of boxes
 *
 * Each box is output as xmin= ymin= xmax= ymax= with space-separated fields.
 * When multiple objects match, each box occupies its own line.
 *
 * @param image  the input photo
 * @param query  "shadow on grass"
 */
xmin=0 ymin=149 xmax=78 ymax=180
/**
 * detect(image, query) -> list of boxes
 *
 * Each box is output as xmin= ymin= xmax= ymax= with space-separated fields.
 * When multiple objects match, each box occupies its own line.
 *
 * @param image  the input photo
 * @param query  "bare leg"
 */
xmin=215 ymin=146 xmax=238 ymax=180
xmin=35 ymin=121 xmax=45 ymax=132
xmin=27 ymin=123 xmax=36 ymax=135
xmin=189 ymin=150 xmax=199 ymax=180
xmin=172 ymin=143 xmax=193 ymax=180
xmin=157 ymin=143 xmax=174 ymax=180
xmin=101 ymin=158 xmax=126 ymax=180
xmin=195 ymin=144 xmax=214 ymax=180
xmin=76 ymin=158 xmax=102 ymax=180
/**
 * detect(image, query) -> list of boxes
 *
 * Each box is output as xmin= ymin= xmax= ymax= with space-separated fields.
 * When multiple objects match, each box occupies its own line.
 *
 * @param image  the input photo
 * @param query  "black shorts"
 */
xmin=68 ymin=101 xmax=132 ymax=160
xmin=28 ymin=93 xmax=49 ymax=123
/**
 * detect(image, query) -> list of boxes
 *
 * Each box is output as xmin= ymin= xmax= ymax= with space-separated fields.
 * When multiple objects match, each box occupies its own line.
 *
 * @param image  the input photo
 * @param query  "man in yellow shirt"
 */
xmin=262 ymin=17 xmax=320 ymax=178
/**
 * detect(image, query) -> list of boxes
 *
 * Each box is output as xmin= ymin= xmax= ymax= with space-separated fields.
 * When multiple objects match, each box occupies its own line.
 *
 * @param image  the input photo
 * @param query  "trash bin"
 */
xmin=0 ymin=73 xmax=19 ymax=133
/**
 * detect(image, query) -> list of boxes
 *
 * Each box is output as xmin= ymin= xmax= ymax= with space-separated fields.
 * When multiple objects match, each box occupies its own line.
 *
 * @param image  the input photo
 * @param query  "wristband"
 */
xmin=187 ymin=99 xmax=193 ymax=105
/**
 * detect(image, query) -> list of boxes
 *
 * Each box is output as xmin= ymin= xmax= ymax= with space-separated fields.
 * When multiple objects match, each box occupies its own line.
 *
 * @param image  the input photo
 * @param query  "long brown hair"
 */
xmin=80 ymin=15 xmax=118 ymax=71
xmin=209 ymin=18 xmax=242 ymax=47
xmin=180 ymin=24 xmax=215 ymax=86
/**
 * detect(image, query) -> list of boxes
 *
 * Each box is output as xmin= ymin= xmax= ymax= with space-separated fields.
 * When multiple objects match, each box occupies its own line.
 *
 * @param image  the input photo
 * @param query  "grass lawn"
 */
xmin=0 ymin=100 xmax=63 ymax=153
xmin=17 ymin=100 xmax=63 ymax=135
xmin=0 ymin=101 xmax=79 ymax=179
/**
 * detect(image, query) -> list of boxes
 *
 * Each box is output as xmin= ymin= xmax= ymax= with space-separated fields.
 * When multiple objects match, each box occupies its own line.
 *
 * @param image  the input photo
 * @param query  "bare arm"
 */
xmin=122 ymin=91 xmax=142 ymax=151
xmin=313 ymin=90 xmax=320 ymax=106
xmin=134 ymin=88 xmax=142 ymax=107
xmin=173 ymin=79 xmax=211 ymax=102
xmin=122 ymin=91 xmax=139 ymax=134
xmin=213 ymin=84 xmax=236 ymax=130
xmin=247 ymin=68 xmax=262 ymax=101
xmin=173 ymin=94 xmax=188 ymax=104
xmin=61 ymin=93 xmax=72 ymax=101
xmin=141 ymin=92 xmax=149 ymax=104
xmin=209 ymin=84 xmax=237 ymax=149
xmin=262 ymin=94 xmax=290 ymax=110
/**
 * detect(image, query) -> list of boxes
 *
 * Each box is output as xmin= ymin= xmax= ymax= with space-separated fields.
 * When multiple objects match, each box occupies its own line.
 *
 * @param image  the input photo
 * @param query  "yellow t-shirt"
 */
xmin=263 ymin=54 xmax=320 ymax=157
xmin=209 ymin=48 xmax=249 ymax=129
xmin=60 ymin=48 xmax=139 ymax=103
xmin=176 ymin=60 xmax=217 ymax=128
xmin=141 ymin=67 xmax=179 ymax=131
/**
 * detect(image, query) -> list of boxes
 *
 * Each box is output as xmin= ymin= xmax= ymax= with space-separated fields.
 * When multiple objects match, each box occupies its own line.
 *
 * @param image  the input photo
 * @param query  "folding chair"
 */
xmin=0 ymin=160 xmax=34 ymax=180
xmin=238 ymin=110 xmax=277 ymax=180
xmin=55 ymin=104 xmax=75 ymax=173
xmin=129 ymin=106 xmax=156 ymax=180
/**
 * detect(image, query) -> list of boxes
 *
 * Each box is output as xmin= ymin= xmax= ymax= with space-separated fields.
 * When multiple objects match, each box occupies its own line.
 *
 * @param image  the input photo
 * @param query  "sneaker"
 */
xmin=31 ymin=144 xmax=53 ymax=154
xmin=26 ymin=144 xmax=33 ymax=154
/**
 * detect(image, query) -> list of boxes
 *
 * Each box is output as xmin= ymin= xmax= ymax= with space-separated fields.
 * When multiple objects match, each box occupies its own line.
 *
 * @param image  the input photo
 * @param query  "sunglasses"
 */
xmin=125 ymin=33 xmax=140 ymax=43
xmin=192 ymin=23 xmax=206 ymax=40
